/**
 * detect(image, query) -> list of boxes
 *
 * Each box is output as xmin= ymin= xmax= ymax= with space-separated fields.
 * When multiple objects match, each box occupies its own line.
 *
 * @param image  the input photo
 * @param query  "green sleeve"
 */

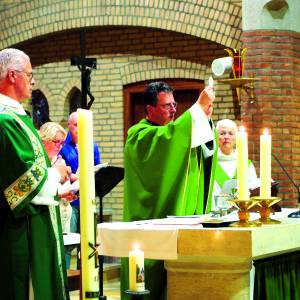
xmin=124 ymin=111 xmax=193 ymax=221
xmin=0 ymin=115 xmax=47 ymax=217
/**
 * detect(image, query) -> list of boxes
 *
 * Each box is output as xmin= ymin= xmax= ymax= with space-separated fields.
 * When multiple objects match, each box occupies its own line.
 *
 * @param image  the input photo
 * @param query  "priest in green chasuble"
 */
xmin=0 ymin=48 xmax=70 ymax=300
xmin=122 ymin=81 xmax=217 ymax=300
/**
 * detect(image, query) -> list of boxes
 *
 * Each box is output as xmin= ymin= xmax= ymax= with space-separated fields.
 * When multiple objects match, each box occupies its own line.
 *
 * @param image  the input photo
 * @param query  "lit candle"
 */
xmin=129 ymin=244 xmax=145 ymax=291
xmin=260 ymin=129 xmax=272 ymax=198
xmin=236 ymin=126 xmax=249 ymax=200
xmin=77 ymin=109 xmax=99 ymax=299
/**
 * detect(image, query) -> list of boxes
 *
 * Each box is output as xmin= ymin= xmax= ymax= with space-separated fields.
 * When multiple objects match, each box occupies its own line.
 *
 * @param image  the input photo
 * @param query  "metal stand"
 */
xmin=125 ymin=289 xmax=150 ymax=300
xmin=98 ymin=196 xmax=106 ymax=300
xmin=272 ymin=153 xmax=300 ymax=218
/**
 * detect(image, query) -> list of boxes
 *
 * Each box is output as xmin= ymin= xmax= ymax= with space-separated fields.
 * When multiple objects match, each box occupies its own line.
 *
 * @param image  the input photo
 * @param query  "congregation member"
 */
xmin=122 ymin=81 xmax=217 ymax=300
xmin=0 ymin=48 xmax=70 ymax=299
xmin=39 ymin=121 xmax=78 ymax=269
xmin=213 ymin=119 xmax=257 ymax=208
xmin=39 ymin=122 xmax=78 ymax=233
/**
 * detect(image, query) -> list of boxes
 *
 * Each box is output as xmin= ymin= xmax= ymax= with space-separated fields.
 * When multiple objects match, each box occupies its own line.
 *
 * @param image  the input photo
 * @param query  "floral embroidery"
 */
xmin=5 ymin=163 xmax=46 ymax=209
xmin=1 ymin=107 xmax=48 ymax=209
xmin=1 ymin=105 xmax=67 ymax=298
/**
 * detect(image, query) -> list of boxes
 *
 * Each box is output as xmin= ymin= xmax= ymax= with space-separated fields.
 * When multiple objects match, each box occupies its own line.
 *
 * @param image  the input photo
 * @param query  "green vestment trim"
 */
xmin=0 ymin=105 xmax=69 ymax=300
xmin=121 ymin=111 xmax=217 ymax=300
xmin=3 ymin=107 xmax=47 ymax=210
xmin=215 ymin=159 xmax=252 ymax=189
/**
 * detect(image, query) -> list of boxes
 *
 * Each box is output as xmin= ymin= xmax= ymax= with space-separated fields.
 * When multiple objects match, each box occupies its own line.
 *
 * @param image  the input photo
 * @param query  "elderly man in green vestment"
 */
xmin=121 ymin=81 xmax=217 ymax=300
xmin=0 ymin=48 xmax=70 ymax=300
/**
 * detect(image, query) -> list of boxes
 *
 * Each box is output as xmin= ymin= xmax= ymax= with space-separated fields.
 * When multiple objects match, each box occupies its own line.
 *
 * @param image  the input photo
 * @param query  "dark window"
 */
xmin=31 ymin=89 xmax=51 ymax=129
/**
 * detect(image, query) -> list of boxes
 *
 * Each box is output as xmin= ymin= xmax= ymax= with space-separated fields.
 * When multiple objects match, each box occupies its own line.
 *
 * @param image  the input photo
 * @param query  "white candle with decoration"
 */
xmin=129 ymin=243 xmax=145 ymax=291
xmin=260 ymin=129 xmax=272 ymax=198
xmin=236 ymin=126 xmax=249 ymax=200
xmin=78 ymin=108 xmax=99 ymax=299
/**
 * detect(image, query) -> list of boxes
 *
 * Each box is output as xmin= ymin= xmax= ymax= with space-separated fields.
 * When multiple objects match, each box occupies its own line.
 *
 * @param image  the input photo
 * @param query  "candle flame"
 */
xmin=239 ymin=126 xmax=246 ymax=132
xmin=133 ymin=243 xmax=140 ymax=250
xmin=263 ymin=129 xmax=269 ymax=135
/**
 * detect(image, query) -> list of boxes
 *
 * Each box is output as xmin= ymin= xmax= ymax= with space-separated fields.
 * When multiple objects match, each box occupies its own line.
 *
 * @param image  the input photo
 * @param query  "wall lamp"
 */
xmin=211 ymin=48 xmax=258 ymax=104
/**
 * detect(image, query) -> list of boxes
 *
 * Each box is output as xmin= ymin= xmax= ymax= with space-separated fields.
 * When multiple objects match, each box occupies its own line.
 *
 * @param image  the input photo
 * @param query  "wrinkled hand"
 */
xmin=197 ymin=86 xmax=215 ymax=118
xmin=53 ymin=156 xmax=69 ymax=183
xmin=69 ymin=173 xmax=79 ymax=182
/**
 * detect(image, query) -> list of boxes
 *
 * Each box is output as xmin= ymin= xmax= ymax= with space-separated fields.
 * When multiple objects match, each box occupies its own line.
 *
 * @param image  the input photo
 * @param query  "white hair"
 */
xmin=216 ymin=119 xmax=238 ymax=132
xmin=39 ymin=122 xmax=66 ymax=143
xmin=0 ymin=48 xmax=30 ymax=80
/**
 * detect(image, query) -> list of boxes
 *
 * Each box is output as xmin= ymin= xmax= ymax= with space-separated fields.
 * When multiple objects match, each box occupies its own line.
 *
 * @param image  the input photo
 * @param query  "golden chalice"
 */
xmin=228 ymin=199 xmax=262 ymax=227
xmin=251 ymin=196 xmax=281 ymax=224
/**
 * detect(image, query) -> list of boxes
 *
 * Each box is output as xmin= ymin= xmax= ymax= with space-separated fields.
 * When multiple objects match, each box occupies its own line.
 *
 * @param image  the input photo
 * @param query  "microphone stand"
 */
xmin=272 ymin=153 xmax=300 ymax=217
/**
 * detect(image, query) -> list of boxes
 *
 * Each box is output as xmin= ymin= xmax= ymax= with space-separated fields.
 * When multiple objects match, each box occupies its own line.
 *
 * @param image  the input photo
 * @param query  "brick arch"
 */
xmin=61 ymin=79 xmax=81 ymax=99
xmin=33 ymin=81 xmax=53 ymax=115
xmin=0 ymin=1 xmax=242 ymax=50
xmin=119 ymin=58 xmax=209 ymax=86
xmin=59 ymin=78 xmax=81 ymax=120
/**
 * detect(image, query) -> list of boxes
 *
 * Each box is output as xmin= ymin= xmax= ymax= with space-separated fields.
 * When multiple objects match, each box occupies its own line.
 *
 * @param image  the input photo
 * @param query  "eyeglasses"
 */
xmin=158 ymin=102 xmax=178 ymax=110
xmin=14 ymin=70 xmax=34 ymax=81
xmin=52 ymin=139 xmax=64 ymax=146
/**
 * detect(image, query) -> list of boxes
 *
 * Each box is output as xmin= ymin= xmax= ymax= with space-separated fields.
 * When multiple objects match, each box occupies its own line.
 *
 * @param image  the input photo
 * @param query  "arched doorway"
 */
xmin=31 ymin=89 xmax=51 ymax=129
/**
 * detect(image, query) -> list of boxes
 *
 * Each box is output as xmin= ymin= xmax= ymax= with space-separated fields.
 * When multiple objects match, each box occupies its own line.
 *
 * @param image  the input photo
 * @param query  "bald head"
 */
xmin=68 ymin=112 xmax=78 ymax=144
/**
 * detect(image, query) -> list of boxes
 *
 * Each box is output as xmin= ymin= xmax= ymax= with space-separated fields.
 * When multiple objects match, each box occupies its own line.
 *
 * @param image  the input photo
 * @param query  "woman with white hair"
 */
xmin=39 ymin=122 xmax=79 ymax=270
xmin=213 ymin=119 xmax=258 ymax=209
xmin=39 ymin=121 xmax=78 ymax=234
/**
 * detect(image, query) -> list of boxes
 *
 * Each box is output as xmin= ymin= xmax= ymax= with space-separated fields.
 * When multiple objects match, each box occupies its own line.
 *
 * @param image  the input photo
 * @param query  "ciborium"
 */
xmin=251 ymin=196 xmax=281 ymax=224
xmin=228 ymin=199 xmax=261 ymax=227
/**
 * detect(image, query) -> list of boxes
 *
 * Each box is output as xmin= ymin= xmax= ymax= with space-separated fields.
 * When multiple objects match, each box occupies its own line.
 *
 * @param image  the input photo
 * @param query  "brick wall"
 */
xmin=0 ymin=0 xmax=244 ymax=220
xmin=18 ymin=26 xmax=242 ymax=220
xmin=0 ymin=0 xmax=242 ymax=49
xmin=243 ymin=30 xmax=300 ymax=206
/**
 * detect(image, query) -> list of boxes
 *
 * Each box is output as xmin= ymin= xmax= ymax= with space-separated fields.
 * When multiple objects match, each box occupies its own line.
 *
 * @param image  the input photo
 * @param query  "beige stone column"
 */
xmin=165 ymin=257 xmax=251 ymax=300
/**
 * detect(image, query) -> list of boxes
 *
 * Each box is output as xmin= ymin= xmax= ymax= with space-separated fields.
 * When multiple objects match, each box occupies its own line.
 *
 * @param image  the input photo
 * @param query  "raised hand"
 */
xmin=197 ymin=86 xmax=215 ymax=118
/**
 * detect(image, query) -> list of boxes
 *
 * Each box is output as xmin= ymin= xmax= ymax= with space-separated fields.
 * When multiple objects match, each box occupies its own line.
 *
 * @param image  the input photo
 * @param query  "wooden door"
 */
xmin=124 ymin=79 xmax=204 ymax=139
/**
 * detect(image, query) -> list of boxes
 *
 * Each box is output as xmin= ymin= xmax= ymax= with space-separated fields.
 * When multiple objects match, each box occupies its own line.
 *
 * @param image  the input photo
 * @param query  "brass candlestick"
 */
xmin=228 ymin=199 xmax=261 ymax=227
xmin=251 ymin=196 xmax=281 ymax=224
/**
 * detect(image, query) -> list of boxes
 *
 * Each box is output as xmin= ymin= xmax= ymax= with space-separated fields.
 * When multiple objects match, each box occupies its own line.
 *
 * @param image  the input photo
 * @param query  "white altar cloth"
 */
xmin=97 ymin=208 xmax=300 ymax=261
xmin=97 ymin=220 xmax=205 ymax=259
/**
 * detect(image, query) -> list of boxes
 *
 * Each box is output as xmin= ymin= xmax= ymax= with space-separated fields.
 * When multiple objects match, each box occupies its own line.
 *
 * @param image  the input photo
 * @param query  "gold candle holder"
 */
xmin=251 ymin=196 xmax=281 ymax=224
xmin=228 ymin=199 xmax=261 ymax=227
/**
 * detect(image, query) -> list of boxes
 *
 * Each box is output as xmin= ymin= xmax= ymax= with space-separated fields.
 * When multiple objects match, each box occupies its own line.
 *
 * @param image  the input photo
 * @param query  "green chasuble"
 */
xmin=0 ymin=104 xmax=69 ymax=300
xmin=121 ymin=111 xmax=217 ymax=300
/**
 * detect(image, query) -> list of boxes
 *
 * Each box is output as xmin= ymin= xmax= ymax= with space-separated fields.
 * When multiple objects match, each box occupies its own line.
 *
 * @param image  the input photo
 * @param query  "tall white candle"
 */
xmin=78 ymin=109 xmax=99 ymax=299
xmin=260 ymin=129 xmax=272 ymax=198
xmin=236 ymin=126 xmax=249 ymax=200
xmin=129 ymin=244 xmax=145 ymax=291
